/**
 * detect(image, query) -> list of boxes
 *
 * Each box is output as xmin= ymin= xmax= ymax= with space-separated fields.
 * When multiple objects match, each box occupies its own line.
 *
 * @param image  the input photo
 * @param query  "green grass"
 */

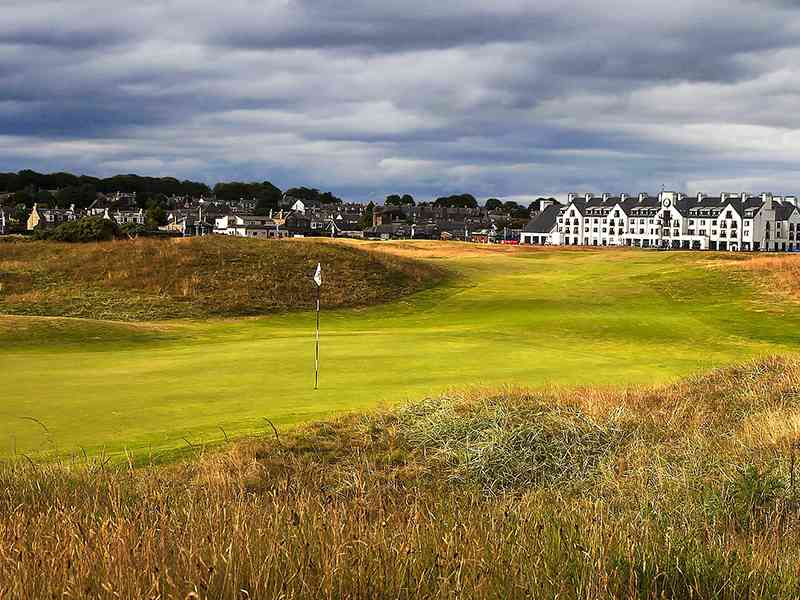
xmin=1 ymin=242 xmax=798 ymax=460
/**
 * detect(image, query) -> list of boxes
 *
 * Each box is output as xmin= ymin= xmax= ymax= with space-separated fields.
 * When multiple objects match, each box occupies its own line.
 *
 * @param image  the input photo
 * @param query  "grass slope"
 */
xmin=1 ymin=242 xmax=799 ymax=460
xmin=3 ymin=358 xmax=800 ymax=598
xmin=0 ymin=236 xmax=442 ymax=320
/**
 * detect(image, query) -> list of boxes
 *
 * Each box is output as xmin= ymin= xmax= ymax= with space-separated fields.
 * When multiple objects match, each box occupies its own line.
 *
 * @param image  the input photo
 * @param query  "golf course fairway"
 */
xmin=1 ymin=241 xmax=798 ymax=461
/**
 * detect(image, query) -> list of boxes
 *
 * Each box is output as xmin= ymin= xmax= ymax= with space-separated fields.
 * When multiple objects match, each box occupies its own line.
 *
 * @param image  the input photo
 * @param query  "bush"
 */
xmin=34 ymin=216 xmax=120 ymax=243
xmin=726 ymin=463 xmax=786 ymax=527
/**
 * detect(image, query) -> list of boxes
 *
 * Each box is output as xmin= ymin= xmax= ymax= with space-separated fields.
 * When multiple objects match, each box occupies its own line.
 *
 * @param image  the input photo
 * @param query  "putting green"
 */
xmin=1 ymin=242 xmax=798 ymax=460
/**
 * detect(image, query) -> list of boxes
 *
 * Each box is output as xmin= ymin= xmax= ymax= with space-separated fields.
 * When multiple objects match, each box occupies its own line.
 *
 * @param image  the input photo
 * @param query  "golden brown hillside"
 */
xmin=0 ymin=237 xmax=443 ymax=320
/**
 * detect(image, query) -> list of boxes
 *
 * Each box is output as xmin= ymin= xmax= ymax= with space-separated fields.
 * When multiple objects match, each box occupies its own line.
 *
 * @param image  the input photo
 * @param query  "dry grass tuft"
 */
xmin=2 ymin=357 xmax=800 ymax=597
xmin=718 ymin=254 xmax=800 ymax=302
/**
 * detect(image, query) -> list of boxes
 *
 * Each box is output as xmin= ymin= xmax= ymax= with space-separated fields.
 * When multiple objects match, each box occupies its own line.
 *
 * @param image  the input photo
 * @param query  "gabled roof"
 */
xmin=775 ymin=201 xmax=797 ymax=221
xmin=523 ymin=204 xmax=560 ymax=233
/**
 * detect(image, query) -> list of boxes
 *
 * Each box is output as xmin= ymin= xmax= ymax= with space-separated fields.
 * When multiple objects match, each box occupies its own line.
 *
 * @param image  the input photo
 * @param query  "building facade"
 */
xmin=26 ymin=203 xmax=79 ymax=230
xmin=521 ymin=192 xmax=800 ymax=251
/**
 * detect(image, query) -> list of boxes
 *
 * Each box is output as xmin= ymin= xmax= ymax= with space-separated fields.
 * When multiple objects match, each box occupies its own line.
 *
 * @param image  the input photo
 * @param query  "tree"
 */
xmin=56 ymin=184 xmax=97 ymax=210
xmin=284 ymin=187 xmax=342 ymax=205
xmin=358 ymin=201 xmax=375 ymax=230
xmin=34 ymin=216 xmax=119 ymax=242
xmin=10 ymin=203 xmax=29 ymax=226
xmin=434 ymin=194 xmax=477 ymax=209
xmin=485 ymin=198 xmax=502 ymax=211
xmin=35 ymin=189 xmax=54 ymax=205
xmin=510 ymin=206 xmax=530 ymax=220
xmin=146 ymin=205 xmax=167 ymax=228
xmin=254 ymin=181 xmax=283 ymax=212
xmin=213 ymin=181 xmax=282 ymax=211
xmin=13 ymin=188 xmax=34 ymax=207
xmin=528 ymin=197 xmax=558 ymax=213
xmin=386 ymin=194 xmax=415 ymax=207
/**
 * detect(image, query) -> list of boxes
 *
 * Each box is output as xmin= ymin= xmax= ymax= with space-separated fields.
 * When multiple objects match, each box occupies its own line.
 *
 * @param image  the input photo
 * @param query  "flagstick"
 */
xmin=314 ymin=281 xmax=320 ymax=390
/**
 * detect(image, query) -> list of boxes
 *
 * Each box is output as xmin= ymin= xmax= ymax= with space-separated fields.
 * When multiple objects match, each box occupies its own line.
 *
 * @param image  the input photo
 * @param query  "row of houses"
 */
xmin=26 ymin=202 xmax=146 ymax=231
xmin=366 ymin=204 xmax=506 ymax=241
xmin=521 ymin=192 xmax=800 ymax=252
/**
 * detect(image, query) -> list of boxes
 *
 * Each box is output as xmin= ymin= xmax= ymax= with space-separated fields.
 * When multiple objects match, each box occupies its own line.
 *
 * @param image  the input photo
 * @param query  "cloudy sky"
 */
xmin=3 ymin=0 xmax=800 ymax=202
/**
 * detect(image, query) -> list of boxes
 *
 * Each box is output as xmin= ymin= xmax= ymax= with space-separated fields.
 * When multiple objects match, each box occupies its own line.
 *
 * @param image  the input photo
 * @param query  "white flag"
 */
xmin=313 ymin=262 xmax=322 ymax=287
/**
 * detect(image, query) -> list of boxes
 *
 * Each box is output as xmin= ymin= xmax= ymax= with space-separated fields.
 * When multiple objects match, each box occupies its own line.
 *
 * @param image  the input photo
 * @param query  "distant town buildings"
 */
xmin=6 ymin=179 xmax=800 ymax=252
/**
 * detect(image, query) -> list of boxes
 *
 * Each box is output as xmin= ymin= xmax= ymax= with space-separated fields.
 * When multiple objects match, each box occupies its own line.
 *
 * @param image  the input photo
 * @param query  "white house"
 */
xmin=103 ymin=207 xmax=145 ymax=226
xmin=214 ymin=214 xmax=288 ymax=238
xmin=521 ymin=191 xmax=799 ymax=251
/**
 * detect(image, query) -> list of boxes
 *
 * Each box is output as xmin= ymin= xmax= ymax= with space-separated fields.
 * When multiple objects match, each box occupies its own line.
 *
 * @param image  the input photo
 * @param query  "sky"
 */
xmin=3 ymin=0 xmax=800 ymax=203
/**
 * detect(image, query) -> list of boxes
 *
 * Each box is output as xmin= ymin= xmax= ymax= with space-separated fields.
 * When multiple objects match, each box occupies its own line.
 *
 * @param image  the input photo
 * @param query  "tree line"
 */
xmin=1 ymin=170 xmax=557 ymax=221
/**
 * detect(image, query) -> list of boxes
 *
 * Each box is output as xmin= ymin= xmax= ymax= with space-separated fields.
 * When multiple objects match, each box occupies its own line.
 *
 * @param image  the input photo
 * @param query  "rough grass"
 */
xmin=725 ymin=254 xmax=800 ymax=302
xmin=3 ymin=357 xmax=800 ymax=598
xmin=0 ymin=236 xmax=443 ymax=320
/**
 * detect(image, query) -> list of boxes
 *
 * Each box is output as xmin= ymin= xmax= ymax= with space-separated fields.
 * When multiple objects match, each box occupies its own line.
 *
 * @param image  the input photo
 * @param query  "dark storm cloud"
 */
xmin=4 ymin=0 xmax=800 ymax=199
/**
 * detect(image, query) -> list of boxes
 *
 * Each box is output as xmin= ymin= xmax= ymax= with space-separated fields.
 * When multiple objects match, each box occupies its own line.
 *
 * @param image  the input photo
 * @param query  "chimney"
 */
xmin=540 ymin=199 xmax=555 ymax=210
xmin=697 ymin=192 xmax=704 ymax=201
xmin=762 ymin=193 xmax=774 ymax=211
xmin=602 ymin=193 xmax=610 ymax=201
xmin=740 ymin=192 xmax=748 ymax=201
xmin=721 ymin=193 xmax=727 ymax=202
xmin=568 ymin=192 xmax=576 ymax=203
xmin=638 ymin=193 xmax=647 ymax=203
xmin=784 ymin=195 xmax=797 ymax=208
xmin=585 ymin=193 xmax=592 ymax=202
xmin=620 ymin=193 xmax=627 ymax=201
xmin=69 ymin=203 xmax=75 ymax=212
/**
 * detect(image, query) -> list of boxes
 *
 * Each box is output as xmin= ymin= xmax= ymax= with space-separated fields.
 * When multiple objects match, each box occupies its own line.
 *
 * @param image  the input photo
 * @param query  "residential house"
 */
xmin=214 ymin=214 xmax=289 ymax=238
xmin=27 ymin=203 xmax=79 ymax=230
xmin=104 ymin=207 xmax=145 ymax=226
xmin=520 ymin=202 xmax=562 ymax=245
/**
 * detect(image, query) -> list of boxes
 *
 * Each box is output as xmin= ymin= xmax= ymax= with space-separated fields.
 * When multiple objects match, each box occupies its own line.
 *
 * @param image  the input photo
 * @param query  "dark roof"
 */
xmin=775 ymin=201 xmax=797 ymax=221
xmin=523 ymin=204 xmax=560 ymax=233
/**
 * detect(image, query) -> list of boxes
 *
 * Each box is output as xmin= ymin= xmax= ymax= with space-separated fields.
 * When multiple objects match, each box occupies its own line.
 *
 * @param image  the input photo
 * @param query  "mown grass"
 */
xmin=0 ymin=236 xmax=443 ymax=320
xmin=2 ymin=243 xmax=800 ymax=461
xmin=2 ymin=357 xmax=800 ymax=599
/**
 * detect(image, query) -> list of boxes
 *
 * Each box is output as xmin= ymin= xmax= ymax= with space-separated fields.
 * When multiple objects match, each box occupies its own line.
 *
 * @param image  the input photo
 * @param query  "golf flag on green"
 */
xmin=313 ymin=263 xmax=322 ymax=389
xmin=313 ymin=263 xmax=322 ymax=287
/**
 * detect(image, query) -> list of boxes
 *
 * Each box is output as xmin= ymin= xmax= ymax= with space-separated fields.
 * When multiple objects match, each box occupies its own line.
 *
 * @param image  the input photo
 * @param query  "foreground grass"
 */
xmin=2 ymin=243 xmax=800 ymax=460
xmin=0 ymin=236 xmax=442 ymax=320
xmin=3 ymin=357 xmax=800 ymax=598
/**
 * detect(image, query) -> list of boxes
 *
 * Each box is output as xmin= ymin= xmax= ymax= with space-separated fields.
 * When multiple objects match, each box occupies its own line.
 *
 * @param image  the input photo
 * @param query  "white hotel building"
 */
xmin=521 ymin=192 xmax=800 ymax=251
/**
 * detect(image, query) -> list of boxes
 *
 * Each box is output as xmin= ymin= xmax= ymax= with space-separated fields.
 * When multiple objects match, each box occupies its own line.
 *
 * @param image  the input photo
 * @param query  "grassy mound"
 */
xmin=0 ymin=236 xmax=443 ymax=320
xmin=3 ymin=357 xmax=800 ymax=598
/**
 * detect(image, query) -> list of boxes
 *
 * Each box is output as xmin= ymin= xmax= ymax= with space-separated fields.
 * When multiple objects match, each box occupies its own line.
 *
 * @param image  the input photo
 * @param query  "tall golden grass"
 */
xmin=0 ymin=237 xmax=443 ymax=320
xmin=2 ymin=357 xmax=800 ymax=598
xmin=725 ymin=254 xmax=800 ymax=301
